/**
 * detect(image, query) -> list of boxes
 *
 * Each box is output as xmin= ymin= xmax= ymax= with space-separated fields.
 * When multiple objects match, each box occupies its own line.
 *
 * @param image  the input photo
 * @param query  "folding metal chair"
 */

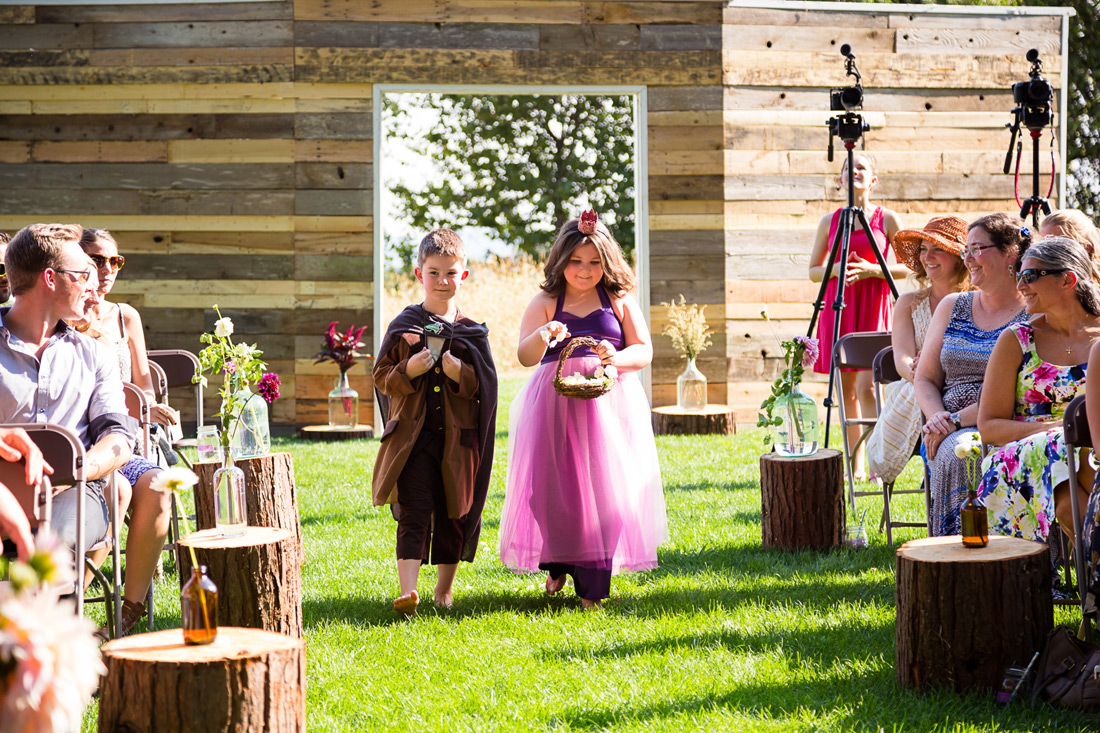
xmin=144 ymin=356 xmax=189 ymax=572
xmin=122 ymin=382 xmax=160 ymax=631
xmin=1062 ymin=394 xmax=1091 ymax=633
xmin=146 ymin=349 xmax=203 ymax=462
xmin=832 ymin=331 xmax=893 ymax=510
xmin=0 ymin=444 xmax=52 ymax=541
xmin=871 ymin=346 xmax=932 ymax=546
xmin=1 ymin=422 xmax=122 ymax=635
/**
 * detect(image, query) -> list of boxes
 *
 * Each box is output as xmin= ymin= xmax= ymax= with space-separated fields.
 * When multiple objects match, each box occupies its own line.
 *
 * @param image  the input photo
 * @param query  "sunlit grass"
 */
xmin=83 ymin=378 xmax=1094 ymax=731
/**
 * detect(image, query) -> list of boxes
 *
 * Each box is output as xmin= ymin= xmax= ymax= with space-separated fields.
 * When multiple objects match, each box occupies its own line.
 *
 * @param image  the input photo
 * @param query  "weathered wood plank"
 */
xmin=539 ymin=23 xmax=640 ymax=51
xmin=585 ymin=2 xmax=721 ymax=25
xmin=0 ymin=215 xmax=294 ymax=233
xmin=724 ymin=86 xmax=1014 ymax=112
xmin=0 ymin=141 xmax=30 ymax=163
xmin=1 ymin=163 xmax=294 ymax=190
xmin=725 ymin=124 xmax=1015 ymax=152
xmin=0 ymin=82 xmax=296 ymax=102
xmin=895 ymin=28 xmax=1060 ymax=55
xmin=0 ymin=23 xmax=92 ymax=50
xmin=640 ymin=25 xmax=722 ymax=51
xmin=294 ymin=113 xmax=371 ymax=140
xmin=0 ymin=6 xmax=33 ymax=24
xmin=295 ymin=162 xmax=372 ymax=189
xmin=294 ymin=140 xmax=373 ymax=163
xmin=517 ymin=49 xmax=719 ymax=69
xmin=648 ymin=125 xmax=723 ymax=151
xmin=379 ymin=22 xmax=539 ymax=49
xmin=0 ymin=65 xmax=293 ymax=85
xmin=721 ymin=24 xmax=894 ymax=53
xmin=293 ymin=0 xmax=448 ymax=22
xmin=90 ymin=21 xmax=293 ymax=49
xmin=88 ymin=47 xmax=294 ymax=68
xmin=36 ymin=3 xmax=294 ymax=23
xmin=649 ymin=150 xmax=723 ymax=176
xmin=123 ymin=254 xmax=294 ymax=280
xmin=294 ymin=231 xmax=372 ymax=255
xmin=887 ymin=12 xmax=1061 ymax=32
xmin=29 ymin=141 xmax=169 ymax=163
xmin=649 ymin=174 xmax=724 ymax=201
xmin=294 ymin=254 xmax=372 ymax=282
xmin=166 ymin=140 xmax=295 ymax=164
xmin=294 ymin=21 xmax=380 ymax=48
xmin=723 ymin=7 xmax=891 ymax=29
xmin=294 ymin=190 xmax=372 ymax=217
xmin=0 ymin=189 xmax=294 ymax=217
xmin=647 ymin=85 xmax=721 ymax=112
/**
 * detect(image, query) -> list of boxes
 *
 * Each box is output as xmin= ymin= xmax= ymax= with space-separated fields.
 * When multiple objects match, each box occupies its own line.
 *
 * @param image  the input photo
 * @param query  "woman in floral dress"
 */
xmin=978 ymin=238 xmax=1100 ymax=547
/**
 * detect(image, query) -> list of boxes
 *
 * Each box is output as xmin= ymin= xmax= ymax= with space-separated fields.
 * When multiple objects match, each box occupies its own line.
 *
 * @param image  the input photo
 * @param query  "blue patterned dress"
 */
xmin=928 ymin=292 xmax=1027 ymax=536
xmin=979 ymin=323 xmax=1086 ymax=542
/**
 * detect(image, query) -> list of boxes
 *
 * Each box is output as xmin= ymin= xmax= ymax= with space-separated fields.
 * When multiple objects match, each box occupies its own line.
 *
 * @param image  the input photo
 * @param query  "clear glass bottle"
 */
xmin=960 ymin=488 xmax=989 ymax=547
xmin=228 ymin=387 xmax=270 ymax=459
xmin=181 ymin=564 xmax=218 ymax=645
xmin=328 ymin=371 xmax=359 ymax=428
xmin=773 ymin=386 xmax=819 ymax=457
xmin=676 ymin=357 xmax=707 ymax=411
xmin=212 ymin=447 xmax=247 ymax=531
xmin=996 ymin=666 xmax=1027 ymax=704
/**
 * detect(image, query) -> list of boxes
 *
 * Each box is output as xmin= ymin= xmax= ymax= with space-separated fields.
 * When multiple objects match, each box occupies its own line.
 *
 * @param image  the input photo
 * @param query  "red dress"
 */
xmin=812 ymin=205 xmax=893 ymax=374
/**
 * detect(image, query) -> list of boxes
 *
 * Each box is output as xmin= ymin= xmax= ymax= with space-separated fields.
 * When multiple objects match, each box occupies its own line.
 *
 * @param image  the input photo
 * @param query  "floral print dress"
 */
xmin=979 ymin=323 xmax=1086 ymax=542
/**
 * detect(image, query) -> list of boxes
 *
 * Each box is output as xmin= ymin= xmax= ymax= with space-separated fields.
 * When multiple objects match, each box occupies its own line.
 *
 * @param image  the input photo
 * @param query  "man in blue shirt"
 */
xmin=0 ymin=222 xmax=135 ymax=551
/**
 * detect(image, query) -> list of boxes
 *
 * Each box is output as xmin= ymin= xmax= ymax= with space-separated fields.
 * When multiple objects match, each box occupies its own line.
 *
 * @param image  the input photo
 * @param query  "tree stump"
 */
xmin=652 ymin=404 xmax=735 ymax=435
xmin=759 ymin=449 xmax=845 ymax=550
xmin=194 ymin=452 xmax=301 ymax=548
xmin=99 ymin=627 xmax=305 ymax=732
xmin=896 ymin=535 xmax=1053 ymax=692
xmin=179 ymin=527 xmax=303 ymax=639
xmin=297 ymin=424 xmax=374 ymax=441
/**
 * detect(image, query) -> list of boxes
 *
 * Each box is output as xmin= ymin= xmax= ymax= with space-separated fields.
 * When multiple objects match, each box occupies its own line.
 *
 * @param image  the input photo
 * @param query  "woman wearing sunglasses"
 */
xmin=914 ymin=213 xmax=1030 ymax=536
xmin=75 ymin=227 xmax=179 ymax=637
xmin=977 ymin=238 xmax=1100 ymax=569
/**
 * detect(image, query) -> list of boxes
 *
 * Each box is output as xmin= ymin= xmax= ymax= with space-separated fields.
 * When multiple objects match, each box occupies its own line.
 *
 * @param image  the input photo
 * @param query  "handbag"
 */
xmin=1030 ymin=625 xmax=1100 ymax=711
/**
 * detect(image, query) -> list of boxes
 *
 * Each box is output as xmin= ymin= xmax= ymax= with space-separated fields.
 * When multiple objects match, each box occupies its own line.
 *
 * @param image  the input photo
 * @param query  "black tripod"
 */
xmin=806 ymin=139 xmax=899 ymax=449
xmin=1004 ymin=48 xmax=1055 ymax=228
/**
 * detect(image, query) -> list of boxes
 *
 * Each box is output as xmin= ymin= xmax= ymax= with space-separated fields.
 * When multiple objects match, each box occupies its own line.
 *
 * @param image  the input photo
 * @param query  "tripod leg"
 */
xmin=806 ymin=218 xmax=845 ymax=339
xmin=822 ymin=209 xmax=855 ymax=454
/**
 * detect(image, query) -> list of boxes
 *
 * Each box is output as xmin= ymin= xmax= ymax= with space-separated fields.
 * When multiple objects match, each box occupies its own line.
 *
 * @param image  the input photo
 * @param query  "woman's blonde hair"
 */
xmin=908 ymin=245 xmax=971 ymax=291
xmin=541 ymin=216 xmax=635 ymax=297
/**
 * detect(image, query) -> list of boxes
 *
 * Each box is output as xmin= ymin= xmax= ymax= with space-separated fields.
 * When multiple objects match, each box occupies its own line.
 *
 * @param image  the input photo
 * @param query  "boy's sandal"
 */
xmin=393 ymin=590 xmax=419 ymax=617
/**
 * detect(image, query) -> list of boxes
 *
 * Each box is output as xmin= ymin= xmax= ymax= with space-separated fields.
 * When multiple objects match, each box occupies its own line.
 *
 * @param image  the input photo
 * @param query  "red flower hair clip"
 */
xmin=578 ymin=209 xmax=598 ymax=236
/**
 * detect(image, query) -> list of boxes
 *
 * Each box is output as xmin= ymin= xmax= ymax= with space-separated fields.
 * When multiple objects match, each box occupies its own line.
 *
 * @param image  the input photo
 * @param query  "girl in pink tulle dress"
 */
xmin=498 ymin=211 xmax=668 ymax=609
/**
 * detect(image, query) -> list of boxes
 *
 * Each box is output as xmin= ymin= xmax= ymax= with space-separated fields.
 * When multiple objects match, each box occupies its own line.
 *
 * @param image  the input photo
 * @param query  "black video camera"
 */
xmin=830 ymin=44 xmax=864 ymax=112
xmin=1012 ymin=49 xmax=1053 ymax=131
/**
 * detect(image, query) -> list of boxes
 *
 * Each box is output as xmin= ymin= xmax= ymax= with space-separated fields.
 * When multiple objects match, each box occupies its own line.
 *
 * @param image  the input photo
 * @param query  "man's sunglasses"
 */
xmin=0 ymin=263 xmax=5 ymax=277
xmin=1016 ymin=267 xmax=1068 ymax=286
xmin=89 ymin=254 xmax=125 ymax=271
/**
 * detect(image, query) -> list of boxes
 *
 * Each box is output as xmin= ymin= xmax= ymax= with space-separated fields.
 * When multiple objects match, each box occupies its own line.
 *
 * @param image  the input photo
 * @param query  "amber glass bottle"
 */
xmin=960 ymin=488 xmax=989 ymax=548
xmin=181 ymin=564 xmax=218 ymax=645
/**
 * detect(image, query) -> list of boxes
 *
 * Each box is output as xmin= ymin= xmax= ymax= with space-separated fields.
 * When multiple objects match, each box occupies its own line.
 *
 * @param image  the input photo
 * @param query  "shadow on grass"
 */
xmin=664 ymin=478 xmax=761 ymax=493
xmin=653 ymin=541 xmax=894 ymax=579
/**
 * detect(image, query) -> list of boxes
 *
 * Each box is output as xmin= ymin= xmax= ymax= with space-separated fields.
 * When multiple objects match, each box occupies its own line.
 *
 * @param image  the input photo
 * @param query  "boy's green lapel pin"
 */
xmin=425 ymin=322 xmax=443 ymax=334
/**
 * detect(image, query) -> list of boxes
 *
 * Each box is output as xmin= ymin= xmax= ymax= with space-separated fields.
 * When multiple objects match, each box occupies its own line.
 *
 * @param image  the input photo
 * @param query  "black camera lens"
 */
xmin=839 ymin=86 xmax=863 ymax=110
xmin=1027 ymin=78 xmax=1053 ymax=103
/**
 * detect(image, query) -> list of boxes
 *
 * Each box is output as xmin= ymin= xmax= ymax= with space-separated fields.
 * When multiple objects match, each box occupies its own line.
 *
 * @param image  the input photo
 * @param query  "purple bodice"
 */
xmin=541 ymin=285 xmax=625 ymax=364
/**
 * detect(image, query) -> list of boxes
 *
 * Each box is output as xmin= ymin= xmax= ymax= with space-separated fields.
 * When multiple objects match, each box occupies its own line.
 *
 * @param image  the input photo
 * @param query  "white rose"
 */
xmin=954 ymin=443 xmax=971 ymax=459
xmin=605 ymin=365 xmax=618 ymax=379
xmin=214 ymin=317 xmax=234 ymax=339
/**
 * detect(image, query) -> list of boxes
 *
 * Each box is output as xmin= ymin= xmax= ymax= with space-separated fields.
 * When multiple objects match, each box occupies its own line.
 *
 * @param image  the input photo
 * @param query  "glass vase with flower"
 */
xmin=662 ymin=295 xmax=713 ymax=411
xmin=315 ymin=320 xmax=369 ymax=428
xmin=758 ymin=308 xmax=820 ymax=457
xmin=193 ymin=306 xmax=281 ymax=532
xmin=954 ymin=432 xmax=988 ymax=547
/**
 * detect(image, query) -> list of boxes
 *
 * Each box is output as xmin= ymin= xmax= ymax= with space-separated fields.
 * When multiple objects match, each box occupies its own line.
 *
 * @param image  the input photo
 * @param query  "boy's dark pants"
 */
xmin=395 ymin=431 xmax=465 ymax=564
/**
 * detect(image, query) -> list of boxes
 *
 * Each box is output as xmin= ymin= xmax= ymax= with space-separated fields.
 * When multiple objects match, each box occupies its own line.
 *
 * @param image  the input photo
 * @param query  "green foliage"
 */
xmin=384 ymin=93 xmax=636 ymax=262
xmin=757 ymin=336 xmax=815 ymax=445
xmin=192 ymin=305 xmax=269 ymax=447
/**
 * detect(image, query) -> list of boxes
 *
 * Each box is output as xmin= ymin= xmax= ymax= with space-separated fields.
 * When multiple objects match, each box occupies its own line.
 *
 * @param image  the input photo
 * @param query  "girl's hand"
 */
xmin=405 ymin=348 xmax=435 ymax=379
xmin=441 ymin=351 xmax=462 ymax=382
xmin=539 ymin=321 xmax=570 ymax=348
xmin=845 ymin=255 xmax=879 ymax=284
xmin=596 ymin=339 xmax=617 ymax=366
xmin=151 ymin=402 xmax=179 ymax=427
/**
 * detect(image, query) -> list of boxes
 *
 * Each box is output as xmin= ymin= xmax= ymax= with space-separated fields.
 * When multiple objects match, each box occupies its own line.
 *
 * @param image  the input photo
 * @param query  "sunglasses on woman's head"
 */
xmin=89 ymin=254 xmax=125 ymax=271
xmin=1016 ymin=267 xmax=1068 ymax=286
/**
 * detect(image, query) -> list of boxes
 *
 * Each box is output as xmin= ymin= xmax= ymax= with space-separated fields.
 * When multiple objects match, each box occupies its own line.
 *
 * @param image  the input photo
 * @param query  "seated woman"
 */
xmin=1040 ymin=209 xmax=1100 ymax=278
xmin=75 ymin=228 xmax=179 ymax=636
xmin=914 ymin=213 xmax=1030 ymax=536
xmin=978 ymin=239 xmax=1100 ymax=557
xmin=866 ymin=216 xmax=969 ymax=483
xmin=1081 ymin=341 xmax=1100 ymax=623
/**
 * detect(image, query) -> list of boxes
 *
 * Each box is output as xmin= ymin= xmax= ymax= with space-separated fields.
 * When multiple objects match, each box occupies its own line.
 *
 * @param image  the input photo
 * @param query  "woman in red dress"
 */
xmin=808 ymin=153 xmax=906 ymax=479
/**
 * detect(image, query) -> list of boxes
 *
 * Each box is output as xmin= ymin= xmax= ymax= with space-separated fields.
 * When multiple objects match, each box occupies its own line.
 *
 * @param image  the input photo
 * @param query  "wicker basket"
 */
xmin=553 ymin=336 xmax=618 ymax=400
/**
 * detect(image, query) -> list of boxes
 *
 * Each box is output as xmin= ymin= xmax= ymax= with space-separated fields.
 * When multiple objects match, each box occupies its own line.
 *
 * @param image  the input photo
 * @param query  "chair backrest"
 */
xmin=0 ymin=457 xmax=51 ymax=527
xmin=122 ymin=381 xmax=152 ymax=459
xmin=832 ymin=331 xmax=892 ymax=371
xmin=872 ymin=346 xmax=902 ymax=384
xmin=1064 ymin=394 xmax=1089 ymax=448
xmin=147 ymin=349 xmax=203 ymax=430
xmin=148 ymin=360 xmax=169 ymax=405
xmin=11 ymin=422 xmax=85 ymax=486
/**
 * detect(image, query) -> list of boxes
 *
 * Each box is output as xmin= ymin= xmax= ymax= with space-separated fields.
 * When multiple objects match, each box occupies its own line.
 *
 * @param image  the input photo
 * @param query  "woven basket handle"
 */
xmin=555 ymin=336 xmax=599 ymax=383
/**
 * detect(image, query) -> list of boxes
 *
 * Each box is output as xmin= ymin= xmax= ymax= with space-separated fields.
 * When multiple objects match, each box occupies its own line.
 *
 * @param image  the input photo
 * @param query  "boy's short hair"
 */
xmin=418 ymin=229 xmax=466 ymax=267
xmin=7 ymin=223 xmax=84 ymax=296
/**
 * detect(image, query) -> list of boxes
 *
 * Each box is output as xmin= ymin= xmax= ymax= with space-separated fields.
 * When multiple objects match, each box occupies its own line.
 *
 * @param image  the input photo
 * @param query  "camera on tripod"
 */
xmin=1011 ymin=49 xmax=1054 ymax=131
xmin=827 ymin=44 xmax=869 ymax=156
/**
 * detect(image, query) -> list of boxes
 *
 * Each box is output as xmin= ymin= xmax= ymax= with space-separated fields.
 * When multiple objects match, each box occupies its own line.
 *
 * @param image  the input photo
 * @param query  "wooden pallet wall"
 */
xmin=0 ymin=1 xmax=1065 ymax=427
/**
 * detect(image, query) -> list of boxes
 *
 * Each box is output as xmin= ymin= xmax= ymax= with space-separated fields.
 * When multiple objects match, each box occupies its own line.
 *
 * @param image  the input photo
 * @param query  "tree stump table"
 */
xmin=99 ymin=627 xmax=305 ymax=732
xmin=896 ymin=535 xmax=1053 ymax=692
xmin=759 ymin=449 xmax=845 ymax=550
xmin=194 ymin=452 xmax=301 ymax=549
xmin=179 ymin=526 xmax=303 ymax=638
xmin=296 ymin=424 xmax=374 ymax=441
xmin=652 ymin=404 xmax=735 ymax=435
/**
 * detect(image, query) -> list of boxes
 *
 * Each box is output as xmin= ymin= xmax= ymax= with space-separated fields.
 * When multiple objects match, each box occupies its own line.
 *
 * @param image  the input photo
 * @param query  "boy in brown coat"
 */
xmin=372 ymin=230 xmax=496 ymax=615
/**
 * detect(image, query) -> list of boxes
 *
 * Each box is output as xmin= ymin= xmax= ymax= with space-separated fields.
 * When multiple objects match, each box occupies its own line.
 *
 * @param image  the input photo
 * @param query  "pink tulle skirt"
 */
xmin=498 ymin=356 xmax=668 ymax=574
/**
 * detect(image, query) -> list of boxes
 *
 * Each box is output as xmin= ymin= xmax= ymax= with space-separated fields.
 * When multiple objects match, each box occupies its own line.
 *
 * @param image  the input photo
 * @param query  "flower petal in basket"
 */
xmin=552 ymin=336 xmax=618 ymax=400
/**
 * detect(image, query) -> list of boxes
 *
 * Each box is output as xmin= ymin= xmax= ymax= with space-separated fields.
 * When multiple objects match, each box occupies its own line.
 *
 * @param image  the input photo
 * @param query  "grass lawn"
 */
xmin=84 ymin=377 xmax=1096 ymax=731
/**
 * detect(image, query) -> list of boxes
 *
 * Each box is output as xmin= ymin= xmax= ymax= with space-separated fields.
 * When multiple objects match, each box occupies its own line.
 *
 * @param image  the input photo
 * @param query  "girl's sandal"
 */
xmin=393 ymin=590 xmax=419 ymax=617
xmin=545 ymin=574 xmax=566 ymax=595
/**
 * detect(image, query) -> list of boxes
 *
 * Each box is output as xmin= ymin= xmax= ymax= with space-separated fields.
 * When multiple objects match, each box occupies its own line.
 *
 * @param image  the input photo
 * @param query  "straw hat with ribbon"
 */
xmin=893 ymin=215 xmax=969 ymax=271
